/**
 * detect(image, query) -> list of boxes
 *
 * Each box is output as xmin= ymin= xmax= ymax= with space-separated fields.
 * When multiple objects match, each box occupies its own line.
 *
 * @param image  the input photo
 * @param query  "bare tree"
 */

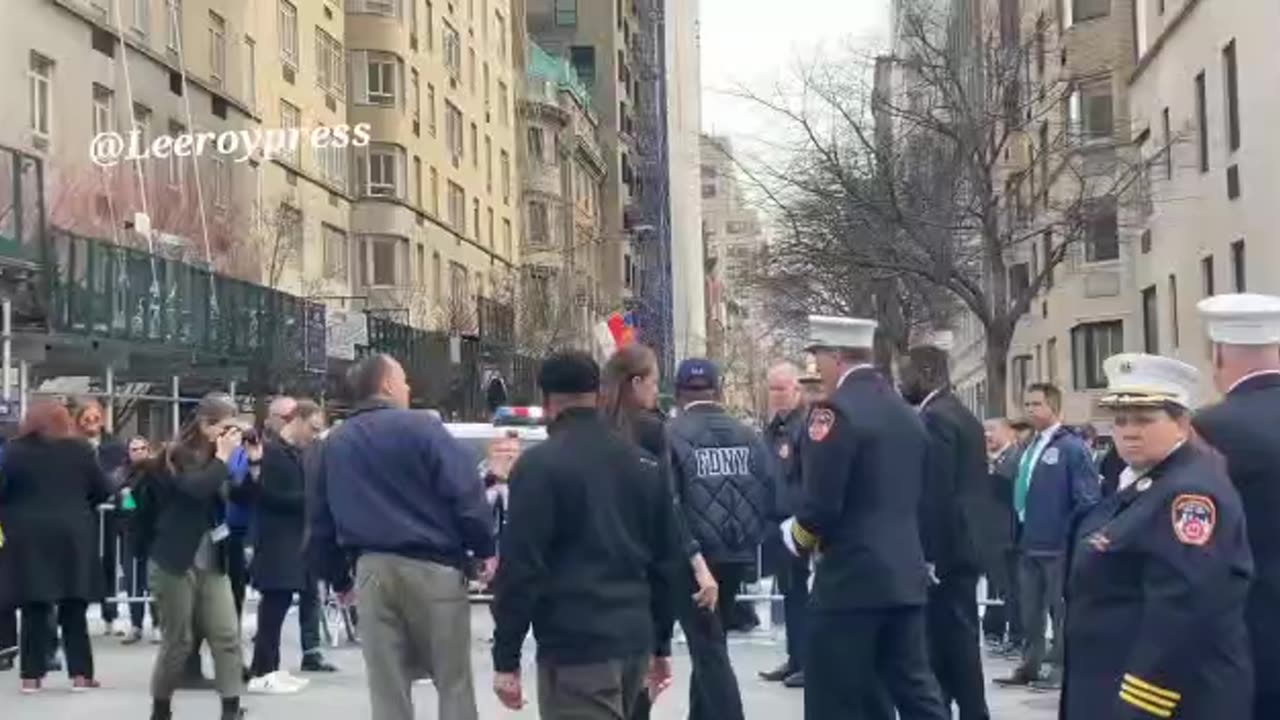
xmin=737 ymin=1 xmax=1163 ymax=415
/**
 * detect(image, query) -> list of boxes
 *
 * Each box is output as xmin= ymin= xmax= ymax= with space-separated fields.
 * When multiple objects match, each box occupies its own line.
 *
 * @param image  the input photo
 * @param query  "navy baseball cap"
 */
xmin=675 ymin=358 xmax=720 ymax=391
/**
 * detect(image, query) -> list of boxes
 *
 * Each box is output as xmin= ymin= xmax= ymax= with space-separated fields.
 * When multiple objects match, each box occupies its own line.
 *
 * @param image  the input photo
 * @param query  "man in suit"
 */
xmin=899 ymin=345 xmax=990 ymax=720
xmin=1193 ymin=293 xmax=1280 ymax=720
xmin=980 ymin=418 xmax=1022 ymax=656
xmin=994 ymin=383 xmax=1099 ymax=691
xmin=780 ymin=316 xmax=947 ymax=720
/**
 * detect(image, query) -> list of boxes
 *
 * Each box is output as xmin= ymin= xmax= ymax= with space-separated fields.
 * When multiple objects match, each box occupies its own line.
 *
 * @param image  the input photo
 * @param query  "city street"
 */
xmin=1 ymin=607 xmax=1060 ymax=719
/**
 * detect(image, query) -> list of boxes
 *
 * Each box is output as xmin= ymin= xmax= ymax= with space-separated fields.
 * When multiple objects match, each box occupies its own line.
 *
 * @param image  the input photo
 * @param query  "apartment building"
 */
xmin=665 ymin=0 xmax=706 ymax=362
xmin=5 ymin=0 xmax=259 ymax=273
xmin=1128 ymin=0 xmax=1279 ymax=402
xmin=345 ymin=0 xmax=522 ymax=332
xmin=518 ymin=41 xmax=607 ymax=350
xmin=951 ymin=0 xmax=1142 ymax=428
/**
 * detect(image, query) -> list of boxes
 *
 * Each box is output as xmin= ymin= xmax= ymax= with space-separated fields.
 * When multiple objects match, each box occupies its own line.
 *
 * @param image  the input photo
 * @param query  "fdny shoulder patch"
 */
xmin=808 ymin=408 xmax=835 ymax=442
xmin=1171 ymin=494 xmax=1216 ymax=546
xmin=778 ymin=443 xmax=791 ymax=459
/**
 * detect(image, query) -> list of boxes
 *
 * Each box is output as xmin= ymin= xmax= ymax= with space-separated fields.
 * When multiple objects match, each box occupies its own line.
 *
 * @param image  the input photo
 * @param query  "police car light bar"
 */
xmin=492 ymin=406 xmax=546 ymax=425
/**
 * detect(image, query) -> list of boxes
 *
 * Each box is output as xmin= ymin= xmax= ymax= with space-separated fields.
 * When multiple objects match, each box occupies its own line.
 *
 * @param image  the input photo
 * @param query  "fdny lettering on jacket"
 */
xmin=694 ymin=446 xmax=751 ymax=478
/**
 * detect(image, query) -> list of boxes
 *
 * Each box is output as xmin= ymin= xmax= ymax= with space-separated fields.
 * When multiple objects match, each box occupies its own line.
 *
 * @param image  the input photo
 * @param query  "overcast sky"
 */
xmin=699 ymin=0 xmax=890 ymax=155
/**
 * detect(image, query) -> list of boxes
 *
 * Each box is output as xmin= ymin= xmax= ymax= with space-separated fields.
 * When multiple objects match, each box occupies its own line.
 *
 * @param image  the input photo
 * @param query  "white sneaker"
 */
xmin=272 ymin=670 xmax=310 ymax=690
xmin=246 ymin=673 xmax=303 ymax=695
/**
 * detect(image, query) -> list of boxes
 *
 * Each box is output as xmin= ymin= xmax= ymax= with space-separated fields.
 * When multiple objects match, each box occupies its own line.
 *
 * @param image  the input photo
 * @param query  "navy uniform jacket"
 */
xmin=1192 ymin=371 xmax=1280 ymax=700
xmin=791 ymin=366 xmax=930 ymax=611
xmin=918 ymin=390 xmax=985 ymax=577
xmin=1061 ymin=442 xmax=1253 ymax=720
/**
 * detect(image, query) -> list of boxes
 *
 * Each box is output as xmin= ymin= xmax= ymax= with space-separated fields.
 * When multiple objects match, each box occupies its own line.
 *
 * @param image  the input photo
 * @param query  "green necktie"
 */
xmin=1014 ymin=446 xmax=1036 ymax=522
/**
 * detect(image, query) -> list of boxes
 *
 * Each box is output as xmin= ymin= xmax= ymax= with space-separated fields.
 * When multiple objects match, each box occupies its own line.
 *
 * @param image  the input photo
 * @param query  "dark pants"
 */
xmin=1256 ymin=691 xmax=1280 ymax=720
xmin=20 ymin=600 xmax=93 ymax=681
xmin=123 ymin=548 xmax=157 ymax=630
xmin=926 ymin=573 xmax=989 ymax=720
xmin=806 ymin=606 xmax=948 ymax=720
xmin=682 ymin=562 xmax=746 ymax=720
xmin=299 ymin=578 xmax=322 ymax=657
xmin=1018 ymin=553 xmax=1064 ymax=677
xmin=781 ymin=553 xmax=810 ymax=669
xmin=250 ymin=590 xmax=293 ymax=677
xmin=0 ymin=607 xmax=15 ymax=651
xmin=981 ymin=547 xmax=1023 ymax=644
xmin=100 ymin=515 xmax=123 ymax=624
xmin=538 ymin=657 xmax=648 ymax=720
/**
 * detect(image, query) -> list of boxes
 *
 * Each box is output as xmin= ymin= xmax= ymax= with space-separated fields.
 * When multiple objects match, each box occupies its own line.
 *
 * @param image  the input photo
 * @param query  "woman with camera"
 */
xmin=135 ymin=393 xmax=259 ymax=720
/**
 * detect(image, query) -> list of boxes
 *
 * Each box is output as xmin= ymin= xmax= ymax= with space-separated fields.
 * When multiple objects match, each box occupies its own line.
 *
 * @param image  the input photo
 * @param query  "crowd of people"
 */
xmin=1 ymin=291 xmax=1279 ymax=720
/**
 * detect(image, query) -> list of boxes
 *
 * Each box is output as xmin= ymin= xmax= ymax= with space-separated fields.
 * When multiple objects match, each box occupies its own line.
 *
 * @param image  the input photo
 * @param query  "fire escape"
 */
xmin=627 ymin=0 xmax=675 ymax=379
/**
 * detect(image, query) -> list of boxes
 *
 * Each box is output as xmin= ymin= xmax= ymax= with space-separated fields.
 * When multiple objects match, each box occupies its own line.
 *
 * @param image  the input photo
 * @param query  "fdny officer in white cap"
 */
xmin=780 ymin=316 xmax=947 ymax=720
xmin=1061 ymin=353 xmax=1253 ymax=720
xmin=1192 ymin=292 xmax=1280 ymax=720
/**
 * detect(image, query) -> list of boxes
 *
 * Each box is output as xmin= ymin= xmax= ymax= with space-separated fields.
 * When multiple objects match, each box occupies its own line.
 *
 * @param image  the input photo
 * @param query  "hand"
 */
xmin=926 ymin=563 xmax=941 ymax=586
xmin=215 ymin=427 xmax=242 ymax=463
xmin=646 ymin=656 xmax=674 ymax=700
xmin=478 ymin=556 xmax=499 ymax=585
xmin=244 ymin=437 xmax=264 ymax=463
xmin=493 ymin=671 xmax=525 ymax=710
xmin=692 ymin=568 xmax=719 ymax=611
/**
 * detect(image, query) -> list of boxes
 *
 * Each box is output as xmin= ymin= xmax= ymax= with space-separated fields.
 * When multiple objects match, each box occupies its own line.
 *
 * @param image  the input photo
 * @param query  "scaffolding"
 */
xmin=629 ymin=0 xmax=676 ymax=381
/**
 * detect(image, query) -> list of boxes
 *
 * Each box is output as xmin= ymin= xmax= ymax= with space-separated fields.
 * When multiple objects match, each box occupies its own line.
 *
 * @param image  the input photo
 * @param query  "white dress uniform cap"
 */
xmin=1099 ymin=352 xmax=1200 ymax=409
xmin=806 ymin=315 xmax=878 ymax=351
xmin=1196 ymin=293 xmax=1280 ymax=345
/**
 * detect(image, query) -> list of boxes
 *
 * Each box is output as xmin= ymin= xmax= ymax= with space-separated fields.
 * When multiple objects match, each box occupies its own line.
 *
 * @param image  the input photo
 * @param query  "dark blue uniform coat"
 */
xmin=1061 ymin=441 xmax=1253 ymax=720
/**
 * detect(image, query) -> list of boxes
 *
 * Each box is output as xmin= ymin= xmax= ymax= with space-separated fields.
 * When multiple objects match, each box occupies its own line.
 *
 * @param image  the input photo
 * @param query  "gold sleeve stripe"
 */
xmin=1119 ymin=690 xmax=1174 ymax=718
xmin=1123 ymin=674 xmax=1183 ymax=701
xmin=791 ymin=521 xmax=819 ymax=551
xmin=1119 ymin=684 xmax=1178 ymax=710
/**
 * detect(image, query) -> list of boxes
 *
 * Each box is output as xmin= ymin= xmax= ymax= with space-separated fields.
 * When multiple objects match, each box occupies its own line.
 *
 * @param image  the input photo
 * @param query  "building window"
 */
xmin=449 ymin=261 xmax=469 ymax=314
xmin=415 ymin=244 xmax=425 ymax=285
xmin=468 ymin=46 xmax=477 ymax=94
xmin=503 ymin=218 xmax=512 ymax=258
xmin=554 ymin=0 xmax=577 ymax=26
xmin=432 ymin=252 xmax=443 ymax=305
xmin=279 ymin=101 xmax=300 ymax=164
xmin=487 ymin=207 xmax=494 ymax=249
xmin=92 ymin=84 xmax=115 ymax=136
xmin=1072 ymin=0 xmax=1109 ymax=22
xmin=167 ymin=120 xmax=185 ymax=189
xmin=1069 ymin=78 xmax=1113 ymax=141
xmin=528 ymin=127 xmax=545 ymax=164
xmin=443 ymin=22 xmax=461 ymax=81
xmin=363 ymin=145 xmax=402 ymax=198
xmin=445 ymin=102 xmax=463 ymax=164
xmin=28 ymin=53 xmax=53 ymax=145
xmin=132 ymin=0 xmax=150 ymax=36
xmin=1195 ymin=70 xmax=1209 ymax=172
xmin=365 ymin=235 xmax=401 ymax=287
xmin=278 ymin=0 xmax=298 ymax=68
xmin=1046 ymin=337 xmax=1058 ymax=383
xmin=366 ymin=52 xmax=399 ymax=107
xmin=165 ymin=0 xmax=182 ymax=51
xmin=208 ymin=12 xmax=226 ymax=88
xmin=424 ymin=1 xmax=434 ymax=51
xmin=426 ymin=83 xmax=437 ymax=136
xmin=1201 ymin=255 xmax=1215 ymax=297
xmin=1142 ymin=285 xmax=1159 ymax=353
xmin=1231 ymin=239 xmax=1246 ymax=291
xmin=1082 ymin=197 xmax=1119 ymax=263
xmin=244 ymin=37 xmax=258 ymax=110
xmin=470 ymin=122 xmax=478 ymax=169
xmin=1071 ymin=320 xmax=1123 ymax=390
xmin=485 ymin=136 xmax=493 ymax=192
xmin=323 ymin=224 xmax=348 ymax=281
xmin=496 ymin=11 xmax=507 ymax=59
xmin=473 ymin=199 xmax=480 ymax=241
xmin=316 ymin=30 xmax=345 ymax=99
xmin=350 ymin=0 xmax=400 ymax=16
xmin=1223 ymin=39 xmax=1240 ymax=153
xmin=212 ymin=155 xmax=229 ymax=208
xmin=1009 ymin=262 xmax=1030 ymax=295
xmin=448 ymin=181 xmax=466 ymax=232
xmin=317 ymin=137 xmax=347 ymax=190
xmin=500 ymin=150 xmax=510 ymax=203
xmin=1168 ymin=274 xmax=1180 ymax=348
xmin=1012 ymin=354 xmax=1032 ymax=403
xmin=413 ymin=156 xmax=422 ymax=208
xmin=529 ymin=200 xmax=550 ymax=246
xmin=275 ymin=204 xmax=303 ymax=265
xmin=498 ymin=81 xmax=509 ymax=125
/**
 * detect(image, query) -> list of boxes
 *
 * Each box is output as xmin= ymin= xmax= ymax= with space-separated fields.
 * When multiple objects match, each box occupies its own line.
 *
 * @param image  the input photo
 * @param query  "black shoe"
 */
xmin=1029 ymin=677 xmax=1062 ymax=692
xmin=783 ymin=671 xmax=805 ymax=689
xmin=300 ymin=655 xmax=338 ymax=673
xmin=759 ymin=661 xmax=795 ymax=682
xmin=994 ymin=669 xmax=1036 ymax=687
xmin=0 ymin=655 xmax=13 ymax=672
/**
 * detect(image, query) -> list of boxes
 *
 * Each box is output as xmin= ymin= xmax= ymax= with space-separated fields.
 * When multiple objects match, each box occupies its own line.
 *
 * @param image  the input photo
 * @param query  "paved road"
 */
xmin=2 ymin=607 xmax=1059 ymax=719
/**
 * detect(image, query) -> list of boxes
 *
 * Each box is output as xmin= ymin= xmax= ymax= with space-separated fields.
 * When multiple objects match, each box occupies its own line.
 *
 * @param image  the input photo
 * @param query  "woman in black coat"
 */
xmin=0 ymin=400 xmax=109 ymax=692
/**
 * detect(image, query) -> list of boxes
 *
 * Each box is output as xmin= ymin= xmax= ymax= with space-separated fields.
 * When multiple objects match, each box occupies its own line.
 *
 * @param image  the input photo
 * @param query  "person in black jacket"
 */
xmin=759 ymin=361 xmax=810 ymax=688
xmin=137 ymin=393 xmax=257 ymax=720
xmin=667 ymin=357 xmax=774 ymax=720
xmin=0 ymin=400 xmax=110 ymax=693
xmin=781 ymin=315 xmax=947 ymax=720
xmin=70 ymin=399 xmax=129 ymax=637
xmin=245 ymin=399 xmax=329 ymax=693
xmin=491 ymin=351 xmax=684 ymax=719
xmin=899 ymin=345 xmax=990 ymax=720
